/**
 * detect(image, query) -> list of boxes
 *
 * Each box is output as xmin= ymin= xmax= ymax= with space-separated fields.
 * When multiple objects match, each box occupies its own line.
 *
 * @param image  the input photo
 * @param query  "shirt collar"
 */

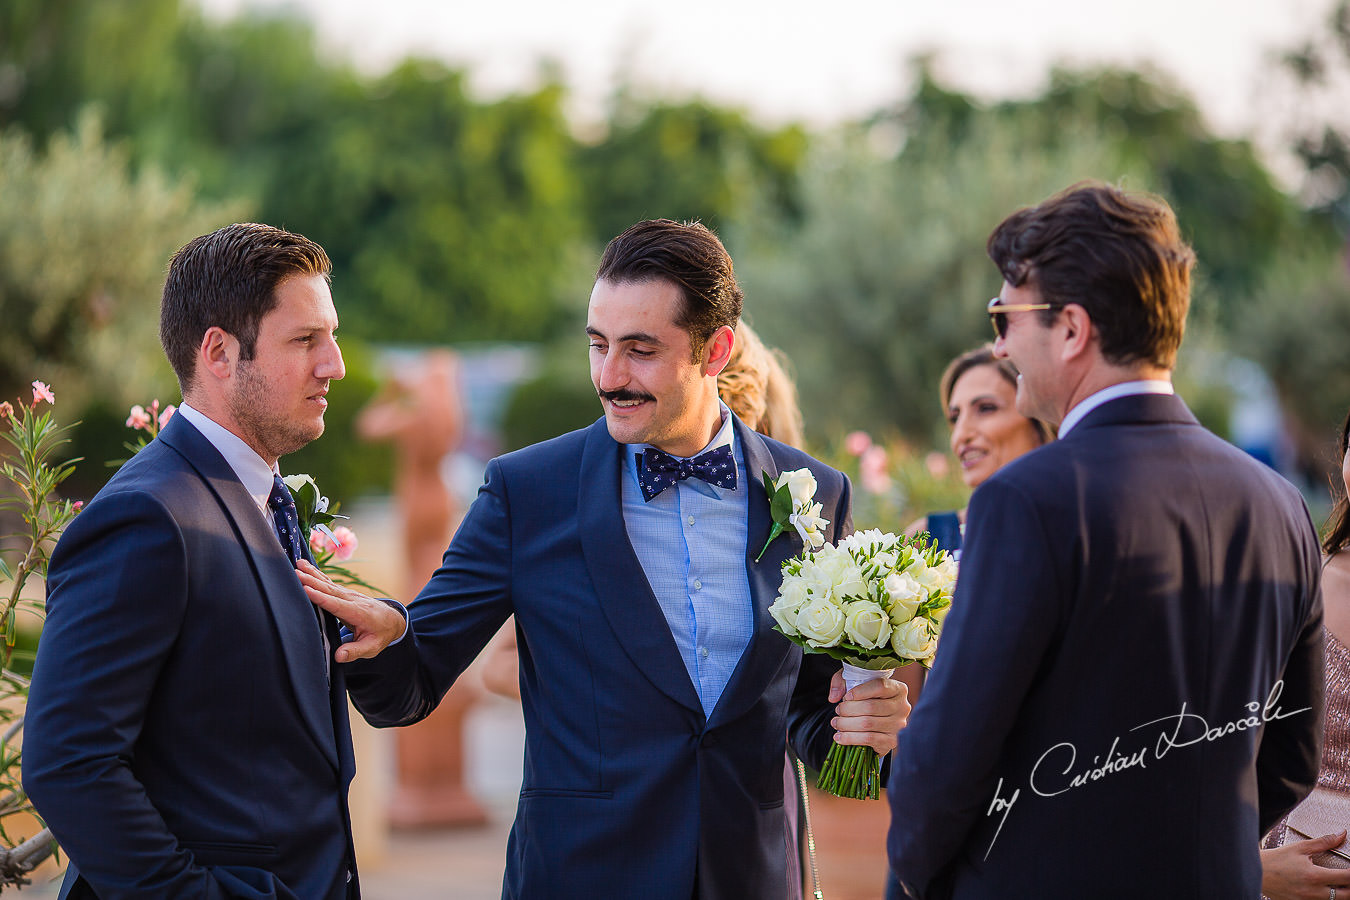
xmin=176 ymin=402 xmax=279 ymax=512
xmin=625 ymin=401 xmax=738 ymax=485
xmin=1057 ymin=380 xmax=1175 ymax=438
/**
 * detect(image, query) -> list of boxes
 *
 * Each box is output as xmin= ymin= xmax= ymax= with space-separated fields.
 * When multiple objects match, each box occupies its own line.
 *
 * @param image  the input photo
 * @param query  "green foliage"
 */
xmin=1231 ymin=254 xmax=1350 ymax=464
xmin=736 ymin=109 xmax=1143 ymax=439
xmin=0 ymin=111 xmax=245 ymax=406
xmin=0 ymin=388 xmax=75 ymax=882
xmin=577 ymin=96 xmax=809 ymax=242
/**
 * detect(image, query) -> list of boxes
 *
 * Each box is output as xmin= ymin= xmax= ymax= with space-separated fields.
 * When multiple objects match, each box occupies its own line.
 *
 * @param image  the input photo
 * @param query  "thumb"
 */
xmin=1301 ymin=830 xmax=1348 ymax=853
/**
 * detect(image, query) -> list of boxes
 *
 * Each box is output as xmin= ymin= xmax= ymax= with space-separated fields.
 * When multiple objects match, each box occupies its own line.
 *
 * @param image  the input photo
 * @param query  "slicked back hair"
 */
xmin=596 ymin=219 xmax=743 ymax=360
xmin=160 ymin=223 xmax=331 ymax=393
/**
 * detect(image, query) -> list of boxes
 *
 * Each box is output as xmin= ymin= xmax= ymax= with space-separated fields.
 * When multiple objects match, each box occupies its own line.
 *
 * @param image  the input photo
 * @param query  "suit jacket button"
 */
xmin=701 ymin=732 xmax=718 ymax=748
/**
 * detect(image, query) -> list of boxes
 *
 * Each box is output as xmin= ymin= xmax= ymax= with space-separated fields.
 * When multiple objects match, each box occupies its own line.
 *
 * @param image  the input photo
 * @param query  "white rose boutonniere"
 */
xmin=755 ymin=468 xmax=830 ymax=561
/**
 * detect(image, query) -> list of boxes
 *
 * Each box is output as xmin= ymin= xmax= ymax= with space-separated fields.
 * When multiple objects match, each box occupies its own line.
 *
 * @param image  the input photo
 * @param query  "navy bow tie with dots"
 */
xmin=638 ymin=445 xmax=737 ymax=502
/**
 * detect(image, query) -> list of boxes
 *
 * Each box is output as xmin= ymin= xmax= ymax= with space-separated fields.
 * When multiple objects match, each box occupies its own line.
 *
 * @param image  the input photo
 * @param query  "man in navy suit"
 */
xmin=886 ymin=183 xmax=1324 ymax=898
xmin=24 ymin=223 xmax=400 ymax=899
xmin=308 ymin=219 xmax=910 ymax=898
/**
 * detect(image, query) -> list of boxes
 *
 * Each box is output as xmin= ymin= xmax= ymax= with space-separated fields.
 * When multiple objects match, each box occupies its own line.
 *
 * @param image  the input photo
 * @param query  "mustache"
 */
xmin=597 ymin=388 xmax=655 ymax=404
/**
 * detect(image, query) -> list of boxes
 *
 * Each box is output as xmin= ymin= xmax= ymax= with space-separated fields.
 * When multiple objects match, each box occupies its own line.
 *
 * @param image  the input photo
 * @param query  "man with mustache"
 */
xmin=308 ymin=219 xmax=910 ymax=898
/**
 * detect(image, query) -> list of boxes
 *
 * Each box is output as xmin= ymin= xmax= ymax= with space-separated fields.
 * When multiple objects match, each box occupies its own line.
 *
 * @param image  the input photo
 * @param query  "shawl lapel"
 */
xmin=576 ymin=420 xmax=703 ymax=716
xmin=158 ymin=415 xmax=340 ymax=773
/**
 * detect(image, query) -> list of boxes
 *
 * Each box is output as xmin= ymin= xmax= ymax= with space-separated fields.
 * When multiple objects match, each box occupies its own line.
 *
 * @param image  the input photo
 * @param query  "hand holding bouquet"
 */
xmin=769 ymin=528 xmax=957 ymax=799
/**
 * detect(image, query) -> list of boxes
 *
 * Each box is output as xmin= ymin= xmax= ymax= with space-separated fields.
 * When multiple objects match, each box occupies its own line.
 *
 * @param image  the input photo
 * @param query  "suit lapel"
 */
xmin=159 ymin=416 xmax=340 ymax=772
xmin=709 ymin=421 xmax=797 ymax=726
xmin=577 ymin=421 xmax=703 ymax=716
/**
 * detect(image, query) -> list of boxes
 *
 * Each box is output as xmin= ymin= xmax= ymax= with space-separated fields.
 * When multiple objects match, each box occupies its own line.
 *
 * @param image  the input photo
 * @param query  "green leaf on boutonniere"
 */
xmin=755 ymin=470 xmax=795 ymax=562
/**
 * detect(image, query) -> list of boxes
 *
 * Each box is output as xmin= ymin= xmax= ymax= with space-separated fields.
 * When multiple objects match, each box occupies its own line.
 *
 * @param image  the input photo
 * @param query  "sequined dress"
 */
xmin=1263 ymin=630 xmax=1350 ymax=849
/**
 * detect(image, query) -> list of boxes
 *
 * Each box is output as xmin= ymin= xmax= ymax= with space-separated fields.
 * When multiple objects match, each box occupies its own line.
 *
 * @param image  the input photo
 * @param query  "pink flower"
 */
xmin=72 ymin=501 xmax=83 ymax=512
xmin=0 ymin=402 xmax=11 ymax=420
xmin=160 ymin=404 xmax=176 ymax=426
xmin=310 ymin=526 xmax=358 ymax=562
xmin=924 ymin=451 xmax=951 ymax=480
xmin=126 ymin=405 xmax=152 ymax=430
xmin=859 ymin=445 xmax=892 ymax=495
xmin=31 ymin=381 xmax=54 ymax=407
xmin=843 ymin=430 xmax=872 ymax=457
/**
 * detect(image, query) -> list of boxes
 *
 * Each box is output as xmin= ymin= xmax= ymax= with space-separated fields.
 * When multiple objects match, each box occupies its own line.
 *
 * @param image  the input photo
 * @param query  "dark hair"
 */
xmin=939 ymin=344 xmax=1052 ymax=445
xmin=1325 ymin=409 xmax=1350 ymax=556
xmin=986 ymin=181 xmax=1195 ymax=370
xmin=595 ymin=219 xmax=743 ymax=358
xmin=160 ymin=223 xmax=331 ymax=392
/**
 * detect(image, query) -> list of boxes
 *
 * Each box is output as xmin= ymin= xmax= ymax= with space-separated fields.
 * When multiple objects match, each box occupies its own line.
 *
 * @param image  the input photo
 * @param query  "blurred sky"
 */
xmin=198 ymin=0 xmax=1334 ymax=142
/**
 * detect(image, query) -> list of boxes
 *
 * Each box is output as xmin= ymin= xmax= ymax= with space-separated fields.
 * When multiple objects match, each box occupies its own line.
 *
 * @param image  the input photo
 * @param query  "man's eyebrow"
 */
xmin=586 ymin=326 xmax=665 ymax=345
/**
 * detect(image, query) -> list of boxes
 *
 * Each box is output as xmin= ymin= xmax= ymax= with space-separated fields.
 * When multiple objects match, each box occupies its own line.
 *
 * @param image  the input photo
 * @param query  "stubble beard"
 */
xmin=229 ymin=359 xmax=324 ymax=463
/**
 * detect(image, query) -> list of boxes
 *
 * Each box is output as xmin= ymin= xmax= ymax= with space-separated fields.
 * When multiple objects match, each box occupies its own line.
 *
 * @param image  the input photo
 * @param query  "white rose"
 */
xmin=932 ymin=556 xmax=959 ymax=587
xmin=836 ymin=573 xmax=868 ymax=604
xmin=844 ymin=600 xmax=893 ymax=650
xmin=795 ymin=597 xmax=846 ymax=647
xmin=885 ymin=571 xmax=925 ymax=624
xmin=769 ymin=589 xmax=807 ymax=636
xmin=777 ymin=468 xmax=818 ymax=506
xmin=914 ymin=563 xmax=951 ymax=594
xmin=930 ymin=600 xmax=953 ymax=628
xmin=892 ymin=617 xmax=937 ymax=661
xmin=798 ymin=564 xmax=835 ymax=600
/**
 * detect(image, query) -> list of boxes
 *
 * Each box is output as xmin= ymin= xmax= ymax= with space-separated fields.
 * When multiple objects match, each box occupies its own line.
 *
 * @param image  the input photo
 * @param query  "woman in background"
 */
xmin=886 ymin=343 xmax=1050 ymax=900
xmin=905 ymin=344 xmax=1051 ymax=557
xmin=1261 ymin=409 xmax=1350 ymax=899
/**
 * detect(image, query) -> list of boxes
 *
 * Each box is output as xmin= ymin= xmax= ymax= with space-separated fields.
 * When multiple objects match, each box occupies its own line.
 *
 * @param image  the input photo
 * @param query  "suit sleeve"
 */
xmin=1255 ymin=514 xmax=1325 ymax=835
xmin=345 ymin=458 xmax=515 ymax=726
xmin=886 ymin=478 xmax=1063 ymax=897
xmin=23 ymin=493 xmax=292 ymax=900
xmin=787 ymin=470 xmax=853 ymax=769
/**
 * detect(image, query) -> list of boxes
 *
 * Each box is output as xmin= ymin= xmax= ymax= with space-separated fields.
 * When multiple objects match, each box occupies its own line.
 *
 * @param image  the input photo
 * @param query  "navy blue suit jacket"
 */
xmin=347 ymin=416 xmax=850 ymax=899
xmin=24 ymin=414 xmax=358 ymax=899
xmin=887 ymin=393 xmax=1324 ymax=898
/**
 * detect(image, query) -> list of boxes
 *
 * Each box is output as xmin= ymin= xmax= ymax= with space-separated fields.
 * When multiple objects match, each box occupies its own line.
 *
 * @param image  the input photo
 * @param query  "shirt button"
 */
xmin=687 ymin=515 xmax=695 ymax=526
xmin=700 ymin=646 xmax=709 ymax=658
xmin=693 ymin=579 xmax=702 ymax=591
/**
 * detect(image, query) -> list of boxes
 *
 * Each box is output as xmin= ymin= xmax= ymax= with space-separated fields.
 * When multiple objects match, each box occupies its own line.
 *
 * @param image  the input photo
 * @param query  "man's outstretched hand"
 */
xmin=296 ymin=561 xmax=406 ymax=663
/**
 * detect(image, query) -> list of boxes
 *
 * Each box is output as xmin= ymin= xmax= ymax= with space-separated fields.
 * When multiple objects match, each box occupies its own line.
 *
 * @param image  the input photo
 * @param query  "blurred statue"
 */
xmin=357 ymin=349 xmax=486 ymax=827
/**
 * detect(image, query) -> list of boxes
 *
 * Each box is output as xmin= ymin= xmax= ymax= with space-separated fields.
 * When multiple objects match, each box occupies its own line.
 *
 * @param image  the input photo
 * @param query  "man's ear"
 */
xmin=1057 ymin=304 xmax=1094 ymax=363
xmin=199 ymin=327 xmax=239 ymax=383
xmin=701 ymin=325 xmax=736 ymax=378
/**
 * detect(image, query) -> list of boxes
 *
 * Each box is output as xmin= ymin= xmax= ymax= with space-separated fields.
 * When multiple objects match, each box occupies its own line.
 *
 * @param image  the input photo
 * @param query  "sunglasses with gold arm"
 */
xmin=987 ymin=296 xmax=1053 ymax=339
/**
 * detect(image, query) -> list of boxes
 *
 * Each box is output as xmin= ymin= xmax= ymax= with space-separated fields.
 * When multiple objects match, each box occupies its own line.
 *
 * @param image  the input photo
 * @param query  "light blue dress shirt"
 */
xmin=623 ymin=405 xmax=754 ymax=716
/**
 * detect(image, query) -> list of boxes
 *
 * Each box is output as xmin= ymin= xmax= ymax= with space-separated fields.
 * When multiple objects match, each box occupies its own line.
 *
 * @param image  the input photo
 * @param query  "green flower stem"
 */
xmin=817 ymin=742 xmax=882 ymax=800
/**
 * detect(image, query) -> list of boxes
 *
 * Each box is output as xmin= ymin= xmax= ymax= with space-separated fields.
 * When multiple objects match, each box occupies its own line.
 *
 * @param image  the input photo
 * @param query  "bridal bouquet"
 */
xmin=769 ymin=528 xmax=957 ymax=799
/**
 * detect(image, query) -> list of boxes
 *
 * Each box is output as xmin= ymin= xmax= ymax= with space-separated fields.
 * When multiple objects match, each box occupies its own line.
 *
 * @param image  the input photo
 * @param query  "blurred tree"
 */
xmin=1268 ymin=0 xmax=1350 ymax=232
xmin=1004 ymin=66 xmax=1317 ymax=319
xmin=274 ymin=61 xmax=594 ymax=344
xmin=0 ymin=0 xmax=186 ymax=140
xmin=577 ymin=94 xmax=808 ymax=243
xmin=1231 ymin=253 xmax=1350 ymax=477
xmin=734 ymin=112 xmax=1143 ymax=441
xmin=0 ymin=112 xmax=243 ymax=406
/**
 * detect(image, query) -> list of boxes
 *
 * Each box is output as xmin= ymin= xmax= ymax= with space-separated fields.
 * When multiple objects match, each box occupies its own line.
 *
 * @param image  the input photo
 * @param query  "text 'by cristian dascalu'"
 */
xmin=981 ymin=680 xmax=1309 ymax=858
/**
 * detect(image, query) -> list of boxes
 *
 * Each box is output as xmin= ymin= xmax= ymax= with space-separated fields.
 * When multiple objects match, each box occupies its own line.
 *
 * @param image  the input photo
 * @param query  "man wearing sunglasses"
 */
xmin=887 ymin=181 xmax=1324 ymax=899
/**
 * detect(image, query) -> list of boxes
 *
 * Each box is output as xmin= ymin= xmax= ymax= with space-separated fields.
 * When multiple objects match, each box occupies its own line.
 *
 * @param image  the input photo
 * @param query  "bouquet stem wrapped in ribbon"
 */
xmin=768 ymin=525 xmax=958 ymax=800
